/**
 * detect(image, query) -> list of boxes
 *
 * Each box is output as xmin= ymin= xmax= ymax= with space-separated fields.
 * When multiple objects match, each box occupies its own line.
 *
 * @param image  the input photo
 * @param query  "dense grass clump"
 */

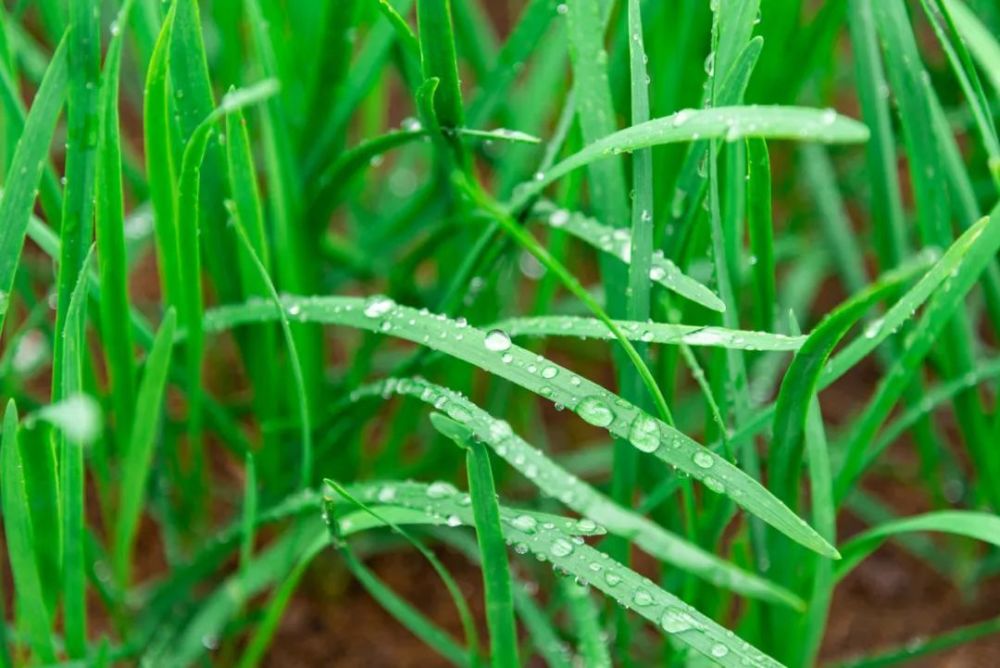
xmin=1 ymin=0 xmax=1000 ymax=665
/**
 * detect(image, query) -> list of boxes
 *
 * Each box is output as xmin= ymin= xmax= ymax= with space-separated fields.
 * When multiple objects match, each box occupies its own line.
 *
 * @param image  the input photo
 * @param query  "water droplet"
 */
xmin=576 ymin=518 xmax=597 ymax=533
xmin=648 ymin=266 xmax=666 ymax=281
xmin=377 ymin=486 xmax=397 ymax=502
xmin=577 ymin=397 xmax=614 ymax=427
xmin=427 ymin=481 xmax=458 ymax=499
xmin=711 ymin=643 xmax=730 ymax=658
xmin=363 ymin=296 xmax=396 ymax=318
xmin=673 ymin=109 xmax=694 ymax=127
xmin=661 ymin=607 xmax=695 ymax=633
xmin=604 ymin=572 xmax=622 ymax=586
xmin=549 ymin=209 xmax=570 ymax=227
xmin=693 ymin=451 xmax=715 ymax=469
xmin=632 ymin=589 xmax=653 ymax=606
xmin=550 ymin=538 xmax=574 ymax=558
xmin=864 ymin=318 xmax=883 ymax=339
xmin=401 ymin=116 xmax=422 ymax=132
xmin=541 ymin=366 xmax=558 ymax=379
xmin=511 ymin=514 xmax=538 ymax=533
xmin=627 ymin=414 xmax=661 ymax=453
xmin=703 ymin=476 xmax=725 ymax=493
xmin=446 ymin=514 xmax=462 ymax=527
xmin=821 ymin=108 xmax=837 ymax=125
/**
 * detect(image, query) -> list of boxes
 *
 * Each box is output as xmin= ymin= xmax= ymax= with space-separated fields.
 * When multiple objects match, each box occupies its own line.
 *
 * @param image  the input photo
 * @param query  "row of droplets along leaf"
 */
xmin=202 ymin=294 xmax=836 ymax=557
xmin=325 ymin=482 xmax=780 ymax=668
xmin=350 ymin=376 xmax=803 ymax=608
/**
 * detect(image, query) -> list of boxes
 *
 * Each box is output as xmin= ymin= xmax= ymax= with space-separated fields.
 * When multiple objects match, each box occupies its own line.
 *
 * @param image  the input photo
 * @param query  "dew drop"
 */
xmin=541 ymin=366 xmax=558 ymax=379
xmin=711 ymin=643 xmax=730 ymax=658
xmin=661 ymin=607 xmax=695 ymax=633
xmin=693 ymin=451 xmax=715 ymax=469
xmin=427 ymin=481 xmax=458 ymax=499
xmin=576 ymin=397 xmax=614 ymax=427
xmin=704 ymin=476 xmax=725 ymax=494
xmin=628 ymin=414 xmax=661 ymax=453
xmin=673 ymin=109 xmax=694 ymax=127
xmin=632 ymin=589 xmax=653 ymax=606
xmin=363 ymin=296 xmax=396 ymax=318
xmin=511 ymin=514 xmax=538 ymax=534
xmin=550 ymin=538 xmax=574 ymax=558
xmin=549 ymin=209 xmax=570 ymax=227
xmin=604 ymin=572 xmax=622 ymax=587
xmin=484 ymin=329 xmax=512 ymax=352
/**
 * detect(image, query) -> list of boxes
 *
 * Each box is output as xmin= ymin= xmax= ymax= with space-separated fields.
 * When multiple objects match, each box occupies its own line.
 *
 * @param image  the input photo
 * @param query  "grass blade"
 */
xmin=497 ymin=315 xmax=804 ymax=350
xmin=835 ymin=209 xmax=1000 ymax=503
xmin=95 ymin=0 xmax=137 ymax=449
xmin=531 ymin=202 xmax=725 ymax=312
xmin=432 ymin=413 xmax=520 ymax=668
xmin=746 ymin=138 xmax=776 ymax=332
xmin=334 ymin=481 xmax=783 ymax=667
xmin=57 ymin=248 xmax=94 ymax=658
xmin=836 ymin=511 xmax=1000 ymax=579
xmin=355 ymin=377 xmax=802 ymax=607
xmin=51 ymin=0 xmax=101 ymax=400
xmin=416 ymin=0 xmax=464 ymax=128
xmin=0 ymin=402 xmax=55 ymax=663
xmin=144 ymin=6 xmax=181 ymax=307
xmin=204 ymin=295 xmax=837 ymax=557
xmin=511 ymin=105 xmax=870 ymax=210
xmin=944 ymin=0 xmax=1000 ymax=100
xmin=114 ymin=309 xmax=176 ymax=588
xmin=0 ymin=34 xmax=67 ymax=337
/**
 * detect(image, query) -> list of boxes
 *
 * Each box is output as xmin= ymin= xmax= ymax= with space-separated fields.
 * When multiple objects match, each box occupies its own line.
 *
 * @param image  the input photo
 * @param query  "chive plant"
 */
xmin=0 ymin=0 xmax=999 ymax=666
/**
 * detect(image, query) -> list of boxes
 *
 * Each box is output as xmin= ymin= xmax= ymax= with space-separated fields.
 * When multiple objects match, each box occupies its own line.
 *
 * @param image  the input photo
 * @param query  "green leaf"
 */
xmin=356 ymin=376 xmax=803 ymax=606
xmin=433 ymin=414 xmax=520 ymax=668
xmin=95 ymin=0 xmax=138 ymax=448
xmin=0 ymin=401 xmax=55 ymax=663
xmin=531 ymin=202 xmax=725 ymax=312
xmin=837 ymin=511 xmax=1000 ymax=579
xmin=498 ymin=315 xmax=804 ymax=351
xmin=202 ymin=295 xmax=837 ymax=557
xmin=511 ymin=105 xmax=870 ymax=210
xmin=416 ymin=0 xmax=464 ymax=127
xmin=332 ymin=481 xmax=784 ymax=667
xmin=0 ymin=34 xmax=68 ymax=337
xmin=114 ymin=309 xmax=176 ymax=588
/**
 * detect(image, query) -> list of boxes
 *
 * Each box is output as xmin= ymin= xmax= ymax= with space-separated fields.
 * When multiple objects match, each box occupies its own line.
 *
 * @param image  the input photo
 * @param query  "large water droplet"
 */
xmin=484 ymin=329 xmax=512 ymax=352
xmin=711 ymin=643 xmax=730 ymax=658
xmin=363 ymin=296 xmax=396 ymax=318
xmin=577 ymin=397 xmax=614 ymax=427
xmin=703 ymin=476 xmax=725 ymax=494
xmin=427 ymin=481 xmax=458 ymax=499
xmin=511 ymin=514 xmax=538 ymax=534
xmin=550 ymin=538 xmax=574 ymax=558
xmin=628 ymin=414 xmax=661 ymax=453
xmin=661 ymin=607 xmax=695 ymax=633
xmin=604 ymin=572 xmax=622 ymax=587
xmin=693 ymin=451 xmax=715 ymax=469
xmin=549 ymin=209 xmax=570 ymax=227
xmin=632 ymin=589 xmax=653 ymax=606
